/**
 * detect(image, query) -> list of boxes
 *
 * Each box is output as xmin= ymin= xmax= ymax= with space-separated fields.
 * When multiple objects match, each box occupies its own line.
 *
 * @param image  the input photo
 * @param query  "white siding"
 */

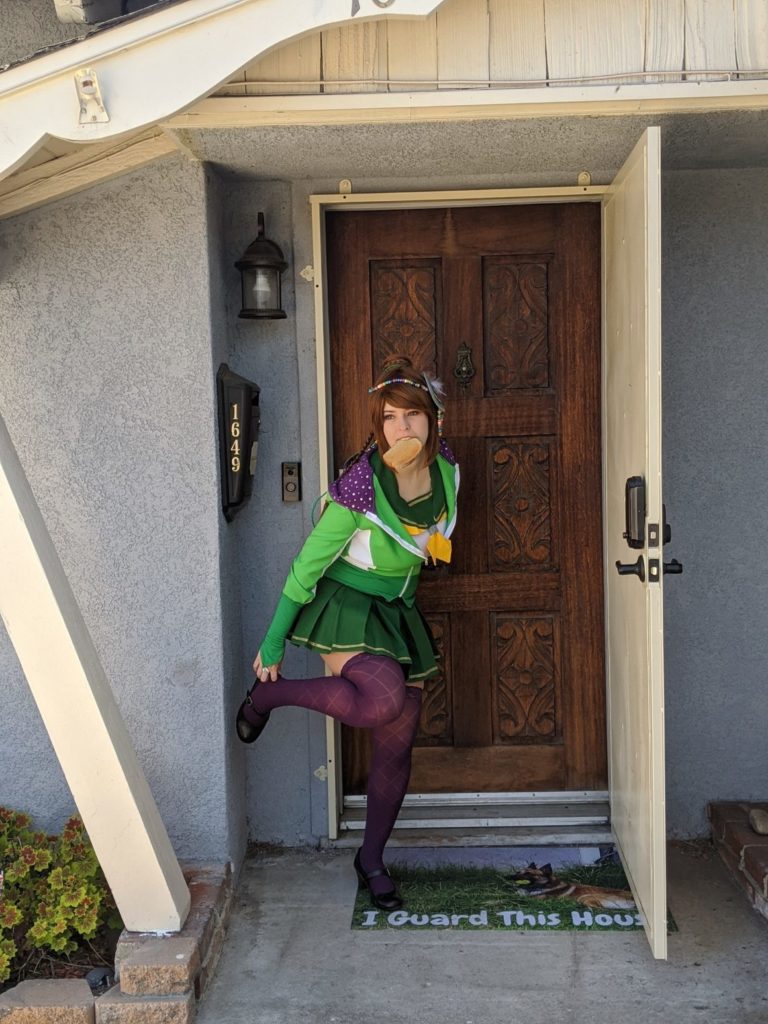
xmin=645 ymin=0 xmax=684 ymax=84
xmin=544 ymin=0 xmax=645 ymax=85
xmin=437 ymin=0 xmax=490 ymax=88
xmin=387 ymin=12 xmax=439 ymax=91
xmin=239 ymin=37 xmax=323 ymax=96
xmin=684 ymin=0 xmax=737 ymax=81
xmin=322 ymin=22 xmax=389 ymax=93
xmin=735 ymin=0 xmax=768 ymax=77
xmin=489 ymin=0 xmax=546 ymax=84
xmin=215 ymin=0 xmax=761 ymax=96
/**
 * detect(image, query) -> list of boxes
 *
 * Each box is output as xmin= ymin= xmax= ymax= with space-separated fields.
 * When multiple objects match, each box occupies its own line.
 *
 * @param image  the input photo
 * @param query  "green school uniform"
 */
xmin=259 ymin=441 xmax=460 ymax=681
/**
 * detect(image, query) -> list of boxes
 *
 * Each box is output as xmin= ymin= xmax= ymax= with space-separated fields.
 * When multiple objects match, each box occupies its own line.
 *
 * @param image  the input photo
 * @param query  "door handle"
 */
xmin=663 ymin=559 xmax=683 ymax=575
xmin=615 ymin=555 xmax=645 ymax=581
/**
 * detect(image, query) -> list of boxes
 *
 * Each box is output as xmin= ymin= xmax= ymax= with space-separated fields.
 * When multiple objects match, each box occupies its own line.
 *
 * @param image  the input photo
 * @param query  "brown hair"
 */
xmin=369 ymin=356 xmax=440 ymax=465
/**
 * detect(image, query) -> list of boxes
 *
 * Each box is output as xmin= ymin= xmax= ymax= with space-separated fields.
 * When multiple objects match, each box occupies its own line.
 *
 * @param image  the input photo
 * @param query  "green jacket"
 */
xmin=259 ymin=440 xmax=460 ymax=665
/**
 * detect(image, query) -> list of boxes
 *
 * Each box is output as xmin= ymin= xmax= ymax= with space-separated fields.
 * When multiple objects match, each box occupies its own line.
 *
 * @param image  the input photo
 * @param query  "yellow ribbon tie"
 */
xmin=404 ymin=523 xmax=453 ymax=565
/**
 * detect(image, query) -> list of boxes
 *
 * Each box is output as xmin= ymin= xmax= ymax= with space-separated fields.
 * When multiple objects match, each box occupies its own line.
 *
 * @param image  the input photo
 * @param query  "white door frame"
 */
xmin=311 ymin=183 xmax=607 ymax=838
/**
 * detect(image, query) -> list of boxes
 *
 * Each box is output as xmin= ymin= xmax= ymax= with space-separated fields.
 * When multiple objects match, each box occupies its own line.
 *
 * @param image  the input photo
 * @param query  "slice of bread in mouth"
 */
xmin=382 ymin=437 xmax=423 ymax=470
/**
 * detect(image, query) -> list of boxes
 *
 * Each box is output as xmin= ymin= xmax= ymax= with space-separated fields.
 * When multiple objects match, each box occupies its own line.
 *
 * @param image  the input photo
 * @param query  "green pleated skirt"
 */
xmin=287 ymin=576 xmax=438 ymax=682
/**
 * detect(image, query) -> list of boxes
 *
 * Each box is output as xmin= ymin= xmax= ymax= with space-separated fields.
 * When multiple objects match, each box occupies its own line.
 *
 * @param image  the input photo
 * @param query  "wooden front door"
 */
xmin=326 ymin=202 xmax=605 ymax=795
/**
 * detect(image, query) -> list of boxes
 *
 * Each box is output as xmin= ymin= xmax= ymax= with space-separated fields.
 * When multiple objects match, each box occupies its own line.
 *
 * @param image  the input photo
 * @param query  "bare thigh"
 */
xmin=321 ymin=650 xmax=364 ymax=676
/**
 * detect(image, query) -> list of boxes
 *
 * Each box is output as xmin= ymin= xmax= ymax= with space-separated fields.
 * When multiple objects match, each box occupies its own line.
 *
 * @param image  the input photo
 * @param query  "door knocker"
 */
xmin=453 ymin=343 xmax=476 ymax=389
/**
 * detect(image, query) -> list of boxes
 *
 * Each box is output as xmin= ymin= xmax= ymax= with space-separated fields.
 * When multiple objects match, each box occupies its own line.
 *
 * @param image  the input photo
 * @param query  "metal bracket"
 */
xmin=648 ymin=558 xmax=661 ymax=583
xmin=75 ymin=68 xmax=109 ymax=125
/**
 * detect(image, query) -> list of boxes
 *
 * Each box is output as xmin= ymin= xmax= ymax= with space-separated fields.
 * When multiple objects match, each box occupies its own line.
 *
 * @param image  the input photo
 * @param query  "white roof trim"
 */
xmin=170 ymin=79 xmax=768 ymax=130
xmin=0 ymin=0 xmax=446 ymax=181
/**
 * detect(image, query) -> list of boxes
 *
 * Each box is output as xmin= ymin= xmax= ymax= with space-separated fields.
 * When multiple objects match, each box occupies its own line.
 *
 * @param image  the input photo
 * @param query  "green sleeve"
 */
xmin=258 ymin=500 xmax=358 ymax=665
xmin=259 ymin=594 xmax=303 ymax=667
xmin=282 ymin=501 xmax=358 ymax=605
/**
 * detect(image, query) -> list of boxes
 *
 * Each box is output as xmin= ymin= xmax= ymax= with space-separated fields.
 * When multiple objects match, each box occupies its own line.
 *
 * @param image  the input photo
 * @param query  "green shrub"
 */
xmin=0 ymin=808 xmax=122 ymax=985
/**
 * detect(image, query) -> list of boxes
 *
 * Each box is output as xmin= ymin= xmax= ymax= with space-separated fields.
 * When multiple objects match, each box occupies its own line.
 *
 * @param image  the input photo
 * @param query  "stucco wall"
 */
xmin=220 ymin=181 xmax=331 ymax=845
xmin=662 ymin=167 xmax=768 ymax=837
xmin=0 ymin=155 xmax=244 ymax=865
xmin=206 ymin=169 xmax=249 ymax=868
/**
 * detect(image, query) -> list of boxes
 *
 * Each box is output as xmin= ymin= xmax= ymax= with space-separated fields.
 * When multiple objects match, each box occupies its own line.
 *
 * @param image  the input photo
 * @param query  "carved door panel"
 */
xmin=327 ymin=204 xmax=605 ymax=794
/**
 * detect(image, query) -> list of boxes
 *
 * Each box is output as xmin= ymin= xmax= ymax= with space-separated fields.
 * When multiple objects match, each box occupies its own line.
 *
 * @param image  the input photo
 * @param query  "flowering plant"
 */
xmin=0 ymin=808 xmax=121 ymax=985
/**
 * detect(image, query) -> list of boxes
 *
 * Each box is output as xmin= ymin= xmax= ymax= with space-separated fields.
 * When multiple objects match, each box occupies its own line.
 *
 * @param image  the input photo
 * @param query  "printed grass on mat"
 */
xmin=352 ymin=860 xmax=677 ymax=932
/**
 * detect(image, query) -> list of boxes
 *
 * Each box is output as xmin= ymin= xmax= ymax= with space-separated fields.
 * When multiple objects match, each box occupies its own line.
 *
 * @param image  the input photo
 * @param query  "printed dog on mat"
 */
xmin=509 ymin=863 xmax=636 ymax=910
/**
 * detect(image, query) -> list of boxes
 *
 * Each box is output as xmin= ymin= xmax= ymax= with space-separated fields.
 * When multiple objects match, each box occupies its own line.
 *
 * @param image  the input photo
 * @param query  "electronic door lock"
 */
xmin=623 ymin=476 xmax=645 ymax=549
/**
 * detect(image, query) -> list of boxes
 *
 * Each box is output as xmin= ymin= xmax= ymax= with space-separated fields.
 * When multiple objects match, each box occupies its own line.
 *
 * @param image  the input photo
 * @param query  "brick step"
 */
xmin=709 ymin=801 xmax=768 ymax=923
xmin=95 ymin=988 xmax=194 ymax=1024
xmin=118 ymin=938 xmax=200 ymax=997
xmin=0 ymin=979 xmax=94 ymax=1024
xmin=115 ymin=862 xmax=232 ymax=1001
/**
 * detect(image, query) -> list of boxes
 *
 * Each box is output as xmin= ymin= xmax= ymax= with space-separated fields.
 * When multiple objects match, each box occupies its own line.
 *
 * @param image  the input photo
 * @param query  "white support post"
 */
xmin=0 ymin=413 xmax=190 ymax=933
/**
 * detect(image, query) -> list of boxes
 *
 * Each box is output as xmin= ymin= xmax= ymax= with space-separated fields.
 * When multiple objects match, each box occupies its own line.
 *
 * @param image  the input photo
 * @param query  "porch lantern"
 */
xmin=235 ymin=213 xmax=288 ymax=319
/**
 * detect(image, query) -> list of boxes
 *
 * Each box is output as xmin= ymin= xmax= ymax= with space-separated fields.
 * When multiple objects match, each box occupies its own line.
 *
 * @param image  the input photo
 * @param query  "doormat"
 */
xmin=352 ymin=848 xmax=676 ymax=933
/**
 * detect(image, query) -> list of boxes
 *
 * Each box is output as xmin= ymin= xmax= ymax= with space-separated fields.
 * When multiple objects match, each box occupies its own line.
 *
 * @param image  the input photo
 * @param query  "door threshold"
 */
xmin=332 ymin=791 xmax=612 ymax=847
xmin=327 ymin=825 xmax=614 ymax=848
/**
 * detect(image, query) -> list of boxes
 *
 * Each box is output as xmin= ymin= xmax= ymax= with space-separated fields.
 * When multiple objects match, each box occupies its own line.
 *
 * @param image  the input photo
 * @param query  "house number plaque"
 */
xmin=217 ymin=364 xmax=261 ymax=522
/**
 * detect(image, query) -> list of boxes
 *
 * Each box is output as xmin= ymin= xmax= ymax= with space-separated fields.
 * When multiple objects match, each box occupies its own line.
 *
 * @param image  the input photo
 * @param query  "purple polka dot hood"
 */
xmin=329 ymin=438 xmax=457 ymax=516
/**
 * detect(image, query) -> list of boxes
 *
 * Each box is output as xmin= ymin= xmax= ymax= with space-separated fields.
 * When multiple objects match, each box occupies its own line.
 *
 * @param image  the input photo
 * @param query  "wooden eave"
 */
xmin=0 ymin=0 xmax=447 ymax=184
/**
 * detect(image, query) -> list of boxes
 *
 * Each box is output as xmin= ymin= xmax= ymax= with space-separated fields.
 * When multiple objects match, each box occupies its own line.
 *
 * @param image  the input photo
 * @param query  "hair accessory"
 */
xmin=367 ymin=373 xmax=446 ymax=434
xmin=367 ymin=377 xmax=430 ymax=397
xmin=423 ymin=373 xmax=446 ymax=436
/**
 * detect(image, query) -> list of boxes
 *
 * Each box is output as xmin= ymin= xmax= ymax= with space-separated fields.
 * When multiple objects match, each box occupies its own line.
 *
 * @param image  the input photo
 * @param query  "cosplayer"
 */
xmin=236 ymin=356 xmax=459 ymax=909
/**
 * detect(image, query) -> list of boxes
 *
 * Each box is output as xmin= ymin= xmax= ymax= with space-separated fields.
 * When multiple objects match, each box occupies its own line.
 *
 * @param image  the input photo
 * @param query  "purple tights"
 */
xmin=244 ymin=653 xmax=422 ymax=895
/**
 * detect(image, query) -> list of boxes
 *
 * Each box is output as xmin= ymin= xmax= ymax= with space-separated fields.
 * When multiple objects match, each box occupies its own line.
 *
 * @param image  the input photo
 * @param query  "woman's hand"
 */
xmin=253 ymin=650 xmax=281 ymax=682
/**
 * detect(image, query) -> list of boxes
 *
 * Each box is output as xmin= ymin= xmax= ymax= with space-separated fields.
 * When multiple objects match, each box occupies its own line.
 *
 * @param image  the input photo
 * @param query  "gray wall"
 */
xmin=663 ymin=168 xmax=768 ymax=836
xmin=0 ymin=155 xmax=246 ymax=866
xmin=221 ymin=181 xmax=331 ymax=845
xmin=206 ymin=169 xmax=249 ymax=867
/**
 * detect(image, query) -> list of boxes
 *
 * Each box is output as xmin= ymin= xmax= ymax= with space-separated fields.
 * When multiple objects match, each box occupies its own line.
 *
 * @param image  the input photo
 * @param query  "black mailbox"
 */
xmin=217 ymin=364 xmax=260 ymax=522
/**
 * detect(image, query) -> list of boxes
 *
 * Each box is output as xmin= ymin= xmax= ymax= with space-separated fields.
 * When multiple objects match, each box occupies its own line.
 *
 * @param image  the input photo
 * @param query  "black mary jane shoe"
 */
xmin=353 ymin=849 xmax=403 ymax=911
xmin=235 ymin=685 xmax=271 ymax=744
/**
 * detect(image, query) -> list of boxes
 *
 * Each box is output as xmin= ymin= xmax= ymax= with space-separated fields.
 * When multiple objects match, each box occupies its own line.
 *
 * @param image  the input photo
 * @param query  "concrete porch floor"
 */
xmin=198 ymin=842 xmax=768 ymax=1024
